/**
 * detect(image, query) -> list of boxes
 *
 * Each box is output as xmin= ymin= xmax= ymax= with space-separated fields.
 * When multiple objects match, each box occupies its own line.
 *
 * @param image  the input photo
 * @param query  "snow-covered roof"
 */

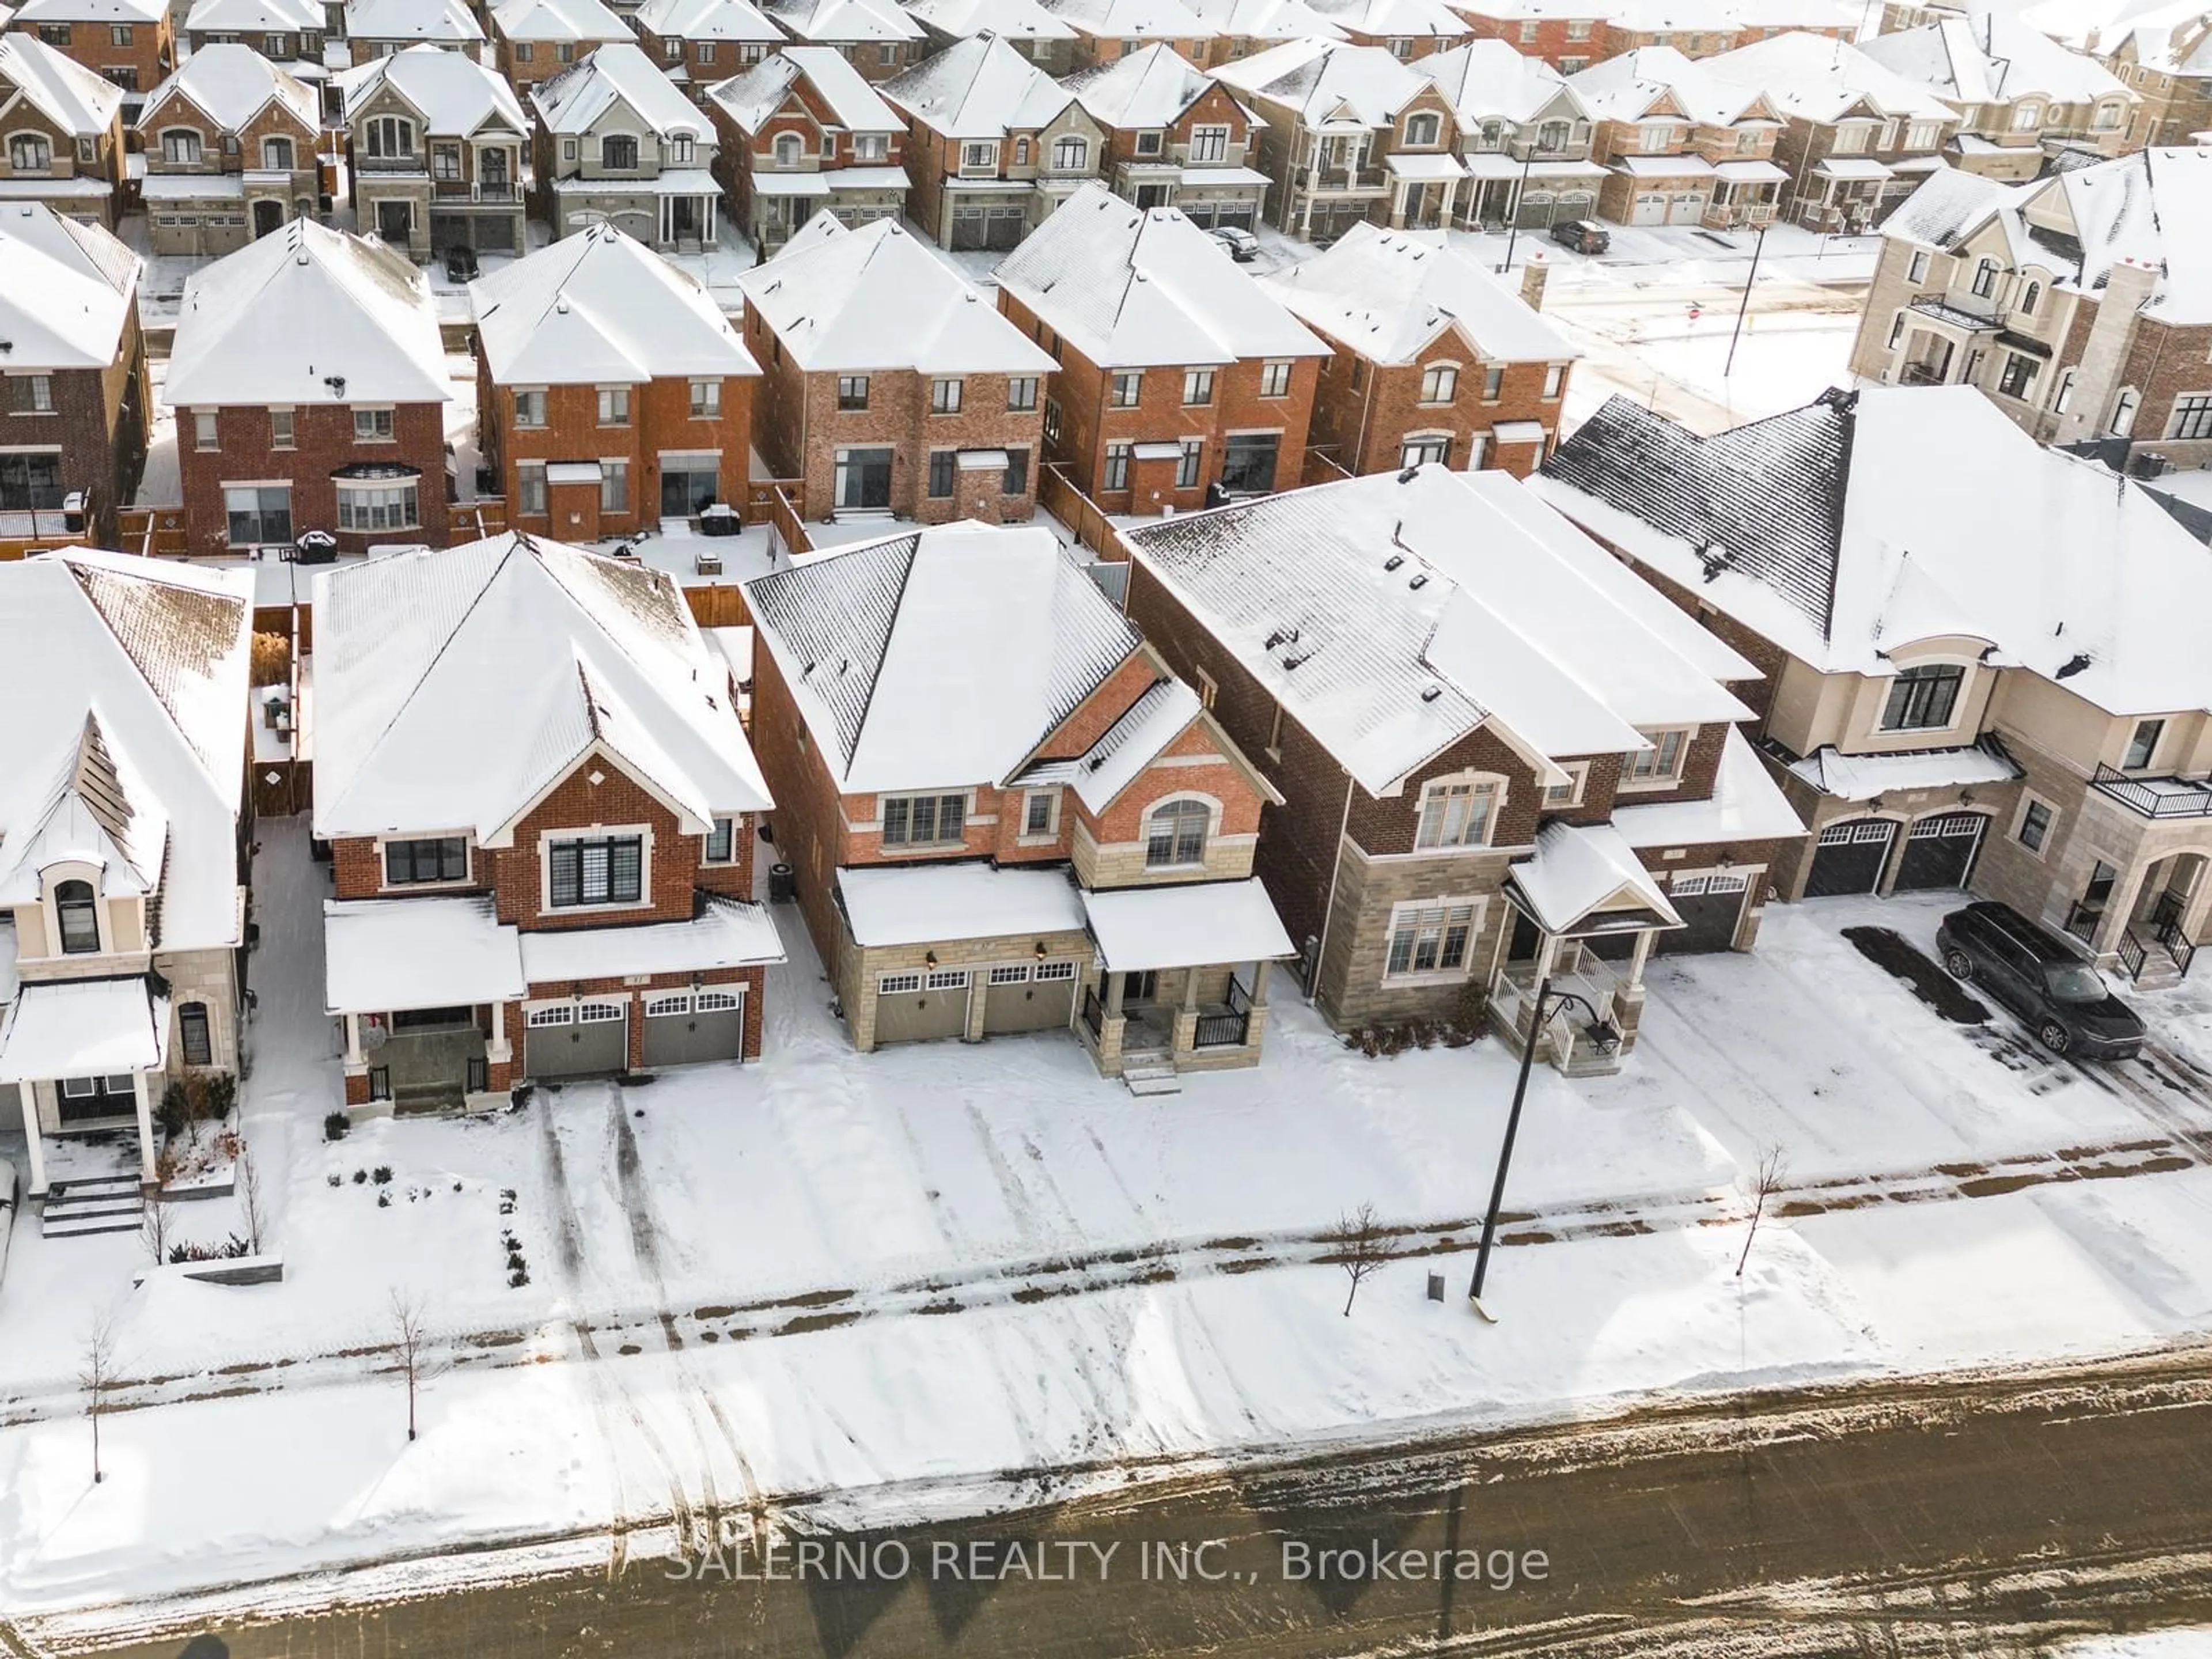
xmin=1084 ymin=877 xmax=1293 ymax=970
xmin=1301 ymin=0 xmax=1467 ymax=40
xmin=0 ymin=977 xmax=169 ymax=1084
xmin=738 ymin=213 xmax=1056 ymax=372
xmin=0 ymin=553 xmax=253 ymax=958
xmin=712 ymin=43 xmax=904 ymax=132
xmin=1411 ymin=38 xmax=1580 ymax=126
xmin=534 ymin=40 xmax=711 ymax=136
xmin=2111 ymin=2 xmax=2212 ymax=75
xmin=0 ymin=34 xmax=126 ymax=136
xmin=1859 ymin=13 xmax=2131 ymax=108
xmin=520 ymin=893 xmax=785 ymax=978
xmin=744 ymin=522 xmax=1143 ymax=794
xmin=1783 ymin=738 xmax=2019 ymax=804
xmin=633 ymin=0 xmax=782 ymax=36
xmin=344 ymin=0 xmax=486 ymax=43
xmin=183 ymin=0 xmax=319 ymax=32
xmin=0 ymin=202 xmax=138 ymax=372
xmin=490 ymin=0 xmax=630 ymax=43
xmin=756 ymin=0 xmax=923 ymax=43
xmin=1508 ymin=821 xmax=1679 ymax=935
xmin=472 ymin=223 xmax=758 ymax=385
xmin=1122 ymin=465 xmax=1756 ymax=797
xmin=1211 ymin=37 xmax=1427 ymax=128
xmin=166 ymin=220 xmax=450 ymax=407
xmin=1534 ymin=386 xmax=2212 ymax=719
xmin=313 ymin=534 xmax=772 ymax=840
xmin=838 ymin=862 xmax=1088 ymax=947
xmin=1699 ymin=31 xmax=1957 ymax=126
xmin=1569 ymin=43 xmax=1775 ymax=127
xmin=994 ymin=182 xmax=1327 ymax=368
xmin=2029 ymin=147 xmax=2212 ymax=326
xmin=141 ymin=43 xmax=320 ymax=137
xmin=906 ymin=0 xmax=1081 ymax=40
xmin=339 ymin=43 xmax=528 ymax=136
xmin=884 ymin=31 xmax=1075 ymax=135
xmin=1037 ymin=0 xmax=1214 ymax=38
xmin=1179 ymin=0 xmax=1346 ymax=43
xmin=1063 ymin=41 xmax=1217 ymax=129
xmin=1613 ymin=726 xmax=1805 ymax=847
xmin=1262 ymin=221 xmax=1577 ymax=366
xmin=324 ymin=895 xmax=525 ymax=1012
xmin=10 ymin=0 xmax=161 ymax=20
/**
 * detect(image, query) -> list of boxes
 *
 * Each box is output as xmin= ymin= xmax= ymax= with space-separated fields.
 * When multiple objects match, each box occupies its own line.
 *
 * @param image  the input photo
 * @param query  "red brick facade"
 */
xmin=1305 ymin=332 xmax=1569 ymax=478
xmin=18 ymin=7 xmax=173 ymax=97
xmin=175 ymin=400 xmax=450 ymax=555
xmin=0 ymin=301 xmax=147 ymax=544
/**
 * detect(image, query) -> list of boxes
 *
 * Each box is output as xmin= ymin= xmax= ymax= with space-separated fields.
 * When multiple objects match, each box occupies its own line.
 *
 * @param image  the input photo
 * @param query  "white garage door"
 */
xmin=1668 ymin=191 xmax=1706 ymax=224
xmin=1631 ymin=192 xmax=1668 ymax=225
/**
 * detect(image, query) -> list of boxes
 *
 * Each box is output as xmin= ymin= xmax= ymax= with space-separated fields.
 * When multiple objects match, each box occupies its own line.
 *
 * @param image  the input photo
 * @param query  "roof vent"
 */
xmin=1383 ymin=554 xmax=1403 ymax=571
xmin=1407 ymin=573 xmax=1427 ymax=590
xmin=2055 ymin=652 xmax=2092 ymax=680
xmin=1420 ymin=684 xmax=1442 ymax=702
xmin=1263 ymin=625 xmax=1299 ymax=651
xmin=556 ymin=296 xmax=570 ymax=313
xmin=1396 ymin=465 xmax=1419 ymax=483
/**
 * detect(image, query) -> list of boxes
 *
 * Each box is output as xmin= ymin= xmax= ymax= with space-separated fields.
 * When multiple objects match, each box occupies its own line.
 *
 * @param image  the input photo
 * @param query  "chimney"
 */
xmin=1518 ymin=256 xmax=1550 ymax=312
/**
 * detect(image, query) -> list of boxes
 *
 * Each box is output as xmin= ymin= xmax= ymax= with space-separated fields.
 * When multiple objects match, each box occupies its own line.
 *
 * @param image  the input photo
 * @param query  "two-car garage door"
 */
xmin=641 ymin=988 xmax=747 ymax=1067
xmin=524 ymin=988 xmax=749 ymax=1080
xmin=1804 ymin=813 xmax=1988 ymax=898
xmin=525 ymin=1000 xmax=628 ymax=1080
xmin=872 ymin=961 xmax=1082 ymax=1046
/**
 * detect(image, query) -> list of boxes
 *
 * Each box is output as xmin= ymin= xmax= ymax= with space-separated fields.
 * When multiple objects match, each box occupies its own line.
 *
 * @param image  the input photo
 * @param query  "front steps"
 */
xmin=1122 ymin=1059 xmax=1181 ymax=1097
xmin=41 ymin=1176 xmax=146 ymax=1240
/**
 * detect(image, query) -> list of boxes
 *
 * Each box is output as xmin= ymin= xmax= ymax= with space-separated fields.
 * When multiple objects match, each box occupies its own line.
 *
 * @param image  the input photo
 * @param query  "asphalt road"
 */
xmin=47 ymin=1346 xmax=2212 ymax=1659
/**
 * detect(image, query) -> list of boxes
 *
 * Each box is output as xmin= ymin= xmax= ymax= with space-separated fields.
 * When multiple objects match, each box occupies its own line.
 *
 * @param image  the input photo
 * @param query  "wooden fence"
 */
xmin=747 ymin=479 xmax=810 ymax=558
xmin=1039 ymin=464 xmax=1120 ymax=560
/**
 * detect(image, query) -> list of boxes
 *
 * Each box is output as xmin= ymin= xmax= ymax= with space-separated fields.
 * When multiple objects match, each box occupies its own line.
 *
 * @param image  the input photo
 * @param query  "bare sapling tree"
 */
xmin=391 ymin=1290 xmax=429 ymax=1443
xmin=1737 ymin=1144 xmax=1789 ymax=1278
xmin=81 ymin=1309 xmax=120 ymax=1484
xmin=141 ymin=1196 xmax=170 ymax=1267
xmin=237 ymin=1144 xmax=266 ymax=1255
xmin=1328 ymin=1203 xmax=1388 ymax=1317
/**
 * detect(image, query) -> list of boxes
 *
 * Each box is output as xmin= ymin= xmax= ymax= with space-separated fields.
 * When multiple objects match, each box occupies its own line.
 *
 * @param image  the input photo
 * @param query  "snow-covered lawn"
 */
xmin=4 ymin=823 xmax=2212 ymax=1623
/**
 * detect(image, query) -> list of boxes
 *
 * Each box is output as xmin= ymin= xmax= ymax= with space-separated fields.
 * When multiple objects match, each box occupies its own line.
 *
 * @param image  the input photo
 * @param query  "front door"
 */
xmin=1135 ymin=183 xmax=1168 ymax=209
xmin=834 ymin=447 xmax=893 ymax=511
xmin=671 ymin=194 xmax=701 ymax=241
xmin=252 ymin=198 xmax=285 ymax=238
xmin=376 ymin=199 xmax=412 ymax=243
xmin=2067 ymin=860 xmax=2119 ymax=941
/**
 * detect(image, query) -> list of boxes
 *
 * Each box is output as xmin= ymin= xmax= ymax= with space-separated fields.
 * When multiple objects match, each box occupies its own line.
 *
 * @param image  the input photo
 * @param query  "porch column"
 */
xmin=1532 ymin=930 xmax=1560 ymax=984
xmin=1249 ymin=958 xmax=1272 ymax=1009
xmin=485 ymin=1002 xmax=513 ymax=1065
xmin=1105 ymin=970 xmax=1126 ymax=1018
xmin=344 ymin=1012 xmax=365 ymax=1066
xmin=2096 ymin=862 xmax=2153 ymax=961
xmin=1440 ymin=177 xmax=1460 ymax=228
xmin=1627 ymin=927 xmax=1656 ymax=992
xmin=16 ymin=1083 xmax=47 ymax=1199
xmin=1172 ymin=965 xmax=1201 ymax=1054
xmin=131 ymin=1067 xmax=158 ymax=1188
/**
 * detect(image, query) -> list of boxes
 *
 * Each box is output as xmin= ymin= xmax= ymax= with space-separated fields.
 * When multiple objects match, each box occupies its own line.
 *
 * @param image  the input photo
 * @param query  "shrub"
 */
xmin=169 ymin=1234 xmax=251 ymax=1263
xmin=204 ymin=1074 xmax=237 ymax=1120
xmin=508 ymin=1267 xmax=529 ymax=1288
xmin=352 ymin=1169 xmax=368 ymax=1184
xmin=372 ymin=1165 xmax=393 ymax=1185
xmin=324 ymin=1111 xmax=350 ymax=1142
xmin=327 ymin=1172 xmax=341 ymax=1188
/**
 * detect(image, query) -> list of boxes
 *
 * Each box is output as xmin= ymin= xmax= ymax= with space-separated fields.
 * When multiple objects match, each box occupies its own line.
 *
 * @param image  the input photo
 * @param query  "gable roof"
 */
xmin=1263 ymin=221 xmax=1578 ymax=364
xmin=1178 ymin=0 xmax=1346 ymax=44
xmin=884 ymin=31 xmax=1076 ymax=135
xmin=994 ymin=181 xmax=1327 ymax=368
xmin=532 ymin=39 xmax=710 ymax=135
xmin=183 ymin=0 xmax=320 ymax=32
xmin=742 ymin=523 xmax=1143 ymax=793
xmin=471 ymin=221 xmax=760 ymax=384
xmin=1568 ymin=43 xmax=1775 ymax=126
xmin=739 ymin=213 xmax=1058 ymax=372
xmin=1302 ymin=0 xmax=1468 ymax=40
xmin=488 ymin=0 xmax=630 ymax=43
xmin=0 ymin=553 xmax=254 ymax=954
xmin=1532 ymin=385 xmax=2212 ymax=717
xmin=632 ymin=0 xmax=783 ymax=36
xmin=343 ymin=0 xmax=486 ymax=43
xmin=141 ymin=42 xmax=320 ymax=135
xmin=1122 ymin=465 xmax=1755 ymax=796
xmin=755 ymin=0 xmax=924 ymax=42
xmin=906 ymin=0 xmax=1081 ymax=41
xmin=166 ymin=218 xmax=450 ymax=407
xmin=0 ymin=33 xmax=126 ymax=135
xmin=10 ymin=0 xmax=162 ymax=21
xmin=1699 ymin=29 xmax=1958 ymax=125
xmin=1859 ymin=12 xmax=2131 ymax=107
xmin=1210 ymin=36 xmax=1429 ymax=127
xmin=1063 ymin=40 xmax=1218 ymax=128
xmin=313 ymin=533 xmax=771 ymax=839
xmin=339 ymin=43 xmax=527 ymax=135
xmin=1037 ymin=0 xmax=1215 ymax=40
xmin=0 ymin=202 xmax=138 ymax=371
xmin=711 ymin=41 xmax=904 ymax=131
xmin=1411 ymin=37 xmax=1581 ymax=125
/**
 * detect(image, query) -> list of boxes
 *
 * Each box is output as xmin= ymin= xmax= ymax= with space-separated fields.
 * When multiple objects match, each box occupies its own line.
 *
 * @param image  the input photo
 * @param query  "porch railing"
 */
xmin=2117 ymin=926 xmax=2147 ymax=982
xmin=1192 ymin=980 xmax=1251 ymax=1050
xmin=1081 ymin=986 xmax=1104 ymax=1039
xmin=2150 ymin=897 xmax=2199 ymax=979
xmin=467 ymin=1056 xmax=489 ymax=1093
xmin=2090 ymin=763 xmax=2212 ymax=819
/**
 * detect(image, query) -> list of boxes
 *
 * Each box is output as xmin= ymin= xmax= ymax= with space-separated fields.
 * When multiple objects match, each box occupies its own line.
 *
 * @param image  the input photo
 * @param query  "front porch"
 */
xmin=0 ymin=976 xmax=169 ymax=1199
xmin=325 ymin=896 xmax=525 ymax=1113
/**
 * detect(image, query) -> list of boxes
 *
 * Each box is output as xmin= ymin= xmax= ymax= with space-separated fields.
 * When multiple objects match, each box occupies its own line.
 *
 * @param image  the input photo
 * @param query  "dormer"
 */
xmin=0 ymin=712 xmax=165 ymax=966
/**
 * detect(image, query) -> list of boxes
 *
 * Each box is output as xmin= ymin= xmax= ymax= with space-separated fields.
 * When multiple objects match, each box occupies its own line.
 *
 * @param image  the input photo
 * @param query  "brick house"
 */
xmin=1451 ymin=0 xmax=1853 ymax=73
xmin=1183 ymin=0 xmax=1347 ymax=69
xmin=533 ymin=41 xmax=722 ymax=248
xmin=708 ymin=43 xmax=907 ymax=250
xmin=488 ymin=0 xmax=631 ymax=89
xmin=1 ymin=552 xmax=256 ymax=1203
xmin=753 ymin=0 xmax=925 ymax=81
xmin=1847 ymin=150 xmax=2212 ymax=470
xmin=0 ymin=202 xmax=147 ymax=544
xmin=634 ymin=0 xmax=784 ymax=103
xmin=744 ymin=521 xmax=1293 ymax=1080
xmin=1700 ymin=30 xmax=1958 ymax=231
xmin=1210 ymin=39 xmax=1466 ymax=237
xmin=9 ymin=0 xmax=169 ymax=113
xmin=342 ymin=0 xmax=488 ymax=60
xmin=1409 ymin=38 xmax=1603 ymax=228
xmin=471 ymin=221 xmax=760 ymax=535
xmin=137 ymin=44 xmax=321 ymax=256
xmin=1035 ymin=0 xmax=1214 ymax=71
xmin=1302 ymin=0 xmax=1472 ymax=59
xmin=1122 ymin=464 xmax=1795 ymax=1068
xmin=2104 ymin=7 xmax=2212 ymax=152
xmin=1063 ymin=41 xmax=1268 ymax=229
xmin=315 ymin=533 xmax=782 ymax=1111
xmin=908 ymin=0 xmax=1081 ymax=75
xmin=179 ymin=0 xmax=327 ymax=85
xmin=1534 ymin=384 xmax=2212 ymax=989
xmin=0 ymin=33 xmax=127 ymax=225
xmin=1263 ymin=222 xmax=1577 ymax=476
xmin=738 ymin=213 xmax=1056 ymax=520
xmin=165 ymin=219 xmax=452 ymax=555
xmin=1860 ymin=13 xmax=2135 ymax=181
xmin=994 ymin=182 xmax=1327 ymax=512
xmin=340 ymin=43 xmax=532 ymax=259
xmin=880 ymin=31 xmax=1099 ymax=249
xmin=1571 ymin=44 xmax=1788 ymax=227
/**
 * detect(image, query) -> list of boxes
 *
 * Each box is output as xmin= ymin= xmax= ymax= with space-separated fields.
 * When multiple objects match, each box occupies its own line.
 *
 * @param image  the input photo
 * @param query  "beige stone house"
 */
xmin=532 ymin=41 xmax=722 ymax=248
xmin=137 ymin=43 xmax=322 ymax=255
xmin=0 ymin=33 xmax=127 ymax=225
xmin=1569 ymin=43 xmax=1789 ymax=228
xmin=341 ymin=44 xmax=532 ymax=258
xmin=1409 ymin=38 xmax=1604 ymax=230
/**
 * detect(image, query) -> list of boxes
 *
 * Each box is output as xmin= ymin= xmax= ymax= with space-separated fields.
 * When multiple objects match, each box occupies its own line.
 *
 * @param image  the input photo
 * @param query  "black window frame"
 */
xmin=2124 ymin=718 xmax=2165 ymax=770
xmin=706 ymin=816 xmax=735 ymax=862
xmin=548 ymin=835 xmax=645 ymax=907
xmin=1880 ymin=663 xmax=1964 ymax=732
xmin=836 ymin=374 xmax=869 ymax=411
xmin=1218 ymin=431 xmax=1279 ymax=494
xmin=179 ymin=1002 xmax=214 ymax=1066
xmin=881 ymin=793 xmax=966 ymax=847
xmin=2168 ymin=394 xmax=2212 ymax=441
xmin=383 ymin=836 xmax=469 ymax=885
xmin=927 ymin=450 xmax=956 ymax=498
xmin=55 ymin=878 xmax=100 ymax=954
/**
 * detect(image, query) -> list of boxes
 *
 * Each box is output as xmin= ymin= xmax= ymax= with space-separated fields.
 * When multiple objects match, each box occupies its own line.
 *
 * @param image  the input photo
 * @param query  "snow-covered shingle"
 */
xmin=905 ymin=0 xmax=1080 ymax=41
xmin=533 ymin=40 xmax=712 ymax=136
xmin=1062 ymin=40 xmax=1215 ymax=129
xmin=183 ymin=0 xmax=320 ymax=32
xmin=632 ymin=0 xmax=783 ymax=37
xmin=712 ymin=43 xmax=905 ymax=133
xmin=489 ymin=0 xmax=630 ymax=45
xmin=1210 ymin=36 xmax=1427 ymax=128
xmin=1411 ymin=37 xmax=1581 ymax=127
xmin=1699 ymin=29 xmax=1958 ymax=126
xmin=1037 ymin=0 xmax=1214 ymax=40
xmin=140 ymin=43 xmax=320 ymax=137
xmin=0 ymin=203 xmax=138 ymax=372
xmin=882 ymin=31 xmax=1074 ymax=137
xmin=0 ymin=33 xmax=126 ymax=135
xmin=343 ymin=0 xmax=486 ymax=45
xmin=756 ymin=0 xmax=923 ymax=44
xmin=1861 ymin=12 xmax=2131 ymax=108
xmin=338 ymin=43 xmax=528 ymax=137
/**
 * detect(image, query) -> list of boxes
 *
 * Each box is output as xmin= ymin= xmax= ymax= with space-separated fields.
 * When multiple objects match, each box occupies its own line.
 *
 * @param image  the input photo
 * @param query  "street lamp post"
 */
xmin=1723 ymin=221 xmax=1769 ymax=380
xmin=1496 ymin=140 xmax=1536 ymax=276
xmin=1468 ymin=974 xmax=1619 ymax=1320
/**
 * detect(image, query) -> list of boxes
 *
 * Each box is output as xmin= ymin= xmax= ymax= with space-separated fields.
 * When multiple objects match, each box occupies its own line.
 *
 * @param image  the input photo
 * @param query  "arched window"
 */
xmin=1145 ymin=800 xmax=1210 ymax=868
xmin=1971 ymin=257 xmax=1999 ymax=298
xmin=2018 ymin=279 xmax=2040 ymax=315
xmin=1404 ymin=112 xmax=1440 ymax=147
xmin=2111 ymin=387 xmax=2140 ymax=437
xmin=262 ymin=135 xmax=294 ymax=169
xmin=1014 ymin=135 xmax=1030 ymax=164
xmin=10 ymin=133 xmax=54 ymax=171
xmin=55 ymin=879 xmax=99 ymax=955
xmin=601 ymin=134 xmax=639 ymax=169
xmin=772 ymin=132 xmax=802 ymax=164
xmin=1537 ymin=119 xmax=1569 ymax=150
xmin=1051 ymin=134 xmax=1085 ymax=169
xmin=179 ymin=1002 xmax=213 ymax=1066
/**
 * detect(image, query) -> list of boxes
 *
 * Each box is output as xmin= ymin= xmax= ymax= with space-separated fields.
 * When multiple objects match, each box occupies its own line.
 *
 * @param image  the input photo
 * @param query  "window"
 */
xmin=1259 ymin=360 xmax=1291 ymax=399
xmin=11 ymin=374 xmax=54 ymax=414
xmin=1482 ymin=363 xmax=1504 ymax=400
xmin=2124 ymin=718 xmax=2166 ymax=770
xmin=7 ymin=132 xmax=49 ymax=176
xmin=2012 ymin=101 xmax=2039 ymax=130
xmin=600 ymin=460 xmax=628 ymax=513
xmin=773 ymin=132 xmax=801 ymax=165
xmin=1543 ymin=364 xmax=1565 ymax=399
xmin=1003 ymin=448 xmax=1028 ymax=495
xmin=514 ymin=387 xmax=547 ymax=427
xmin=2112 ymin=387 xmax=2139 ymax=437
xmin=1182 ymin=368 xmax=1215 ymax=406
xmin=2018 ymin=279 xmax=2040 ymax=316
xmin=988 ymin=964 xmax=1031 ymax=986
xmin=336 ymin=479 xmax=421 ymax=530
xmin=1543 ymin=762 xmax=1588 ymax=809
xmin=1400 ymin=433 xmax=1449 ymax=468
xmin=878 ymin=971 xmax=922 ymax=995
xmin=429 ymin=141 xmax=462 ymax=181
xmin=264 ymin=31 xmax=286 ymax=53
xmin=262 ymin=135 xmax=297 ymax=172
xmin=670 ymin=134 xmax=695 ymax=165
xmin=2016 ymin=796 xmax=2054 ymax=854
xmin=930 ymin=377 xmax=963 ymax=414
xmin=1007 ymin=376 xmax=1037 ymax=411
xmin=1997 ymin=353 xmax=2037 ymax=399
xmin=1175 ymin=438 xmax=1202 ymax=489
xmin=2054 ymin=370 xmax=2075 ymax=415
xmin=1907 ymin=248 xmax=1930 ymax=283
xmin=270 ymin=408 xmax=294 ymax=448
xmin=1036 ymin=959 xmax=1076 ymax=982
xmin=365 ymin=115 xmax=414 ymax=158
xmin=706 ymin=817 xmax=736 ymax=862
xmin=838 ymin=375 xmax=869 ymax=410
xmin=1104 ymin=442 xmax=1131 ymax=491
xmin=1832 ymin=123 xmax=1867 ymax=154
xmin=1014 ymin=136 xmax=1031 ymax=165
xmin=1971 ymin=258 xmax=1999 ymax=299
xmin=820 ymin=132 xmax=835 ymax=159
xmin=195 ymin=411 xmax=220 ymax=450
xmin=2168 ymin=394 xmax=2212 ymax=440
xmin=1877 ymin=119 xmax=1899 ymax=151
xmin=1414 ymin=776 xmax=1496 ymax=849
xmin=1022 ymin=790 xmax=1056 ymax=836
xmin=518 ymin=462 xmax=547 ymax=514
xmin=1566 ymin=16 xmax=1590 ymax=36
xmin=1880 ymin=664 xmax=1964 ymax=732
xmin=160 ymin=130 xmax=201 ymax=165
xmin=1518 ymin=18 xmax=1537 ymax=39
xmin=1389 ymin=36 xmax=1412 ymax=56
xmin=1111 ymin=371 xmax=1142 ymax=407
xmin=928 ymin=450 xmax=956 ymax=498
xmin=1190 ymin=124 xmax=1228 ymax=162
xmin=1623 ymin=727 xmax=1691 ymax=783
xmin=1052 ymin=134 xmax=1086 ymax=169
xmin=1419 ymin=363 xmax=1457 ymax=404
xmin=224 ymin=484 xmax=292 ymax=546
xmin=514 ymin=40 xmax=533 ymax=60
xmin=1639 ymin=123 xmax=1671 ymax=151
xmin=690 ymin=378 xmax=721 ymax=418
xmin=55 ymin=879 xmax=100 ymax=955
xmin=597 ymin=385 xmax=630 ymax=425
xmin=602 ymin=134 xmax=639 ymax=169
xmin=35 ymin=21 xmax=68 ymax=43
xmin=111 ymin=21 xmax=133 ymax=42
xmin=385 ymin=836 xmax=468 ymax=884
xmin=1043 ymin=398 xmax=1061 ymax=442
xmin=1145 ymin=799 xmax=1209 ymax=868
xmin=961 ymin=141 xmax=997 ymax=170
xmin=1135 ymin=130 xmax=1163 ymax=155
xmin=1384 ymin=900 xmax=1477 ymax=979
xmin=881 ymin=793 xmax=967 ymax=847
xmin=1404 ymin=112 xmax=1440 ymax=146
xmin=855 ymin=132 xmax=887 ymax=161
xmin=353 ymin=407 xmax=395 ymax=441
xmin=179 ymin=1003 xmax=213 ymax=1067
xmin=548 ymin=835 xmax=644 ymax=907
xmin=1219 ymin=431 xmax=1277 ymax=493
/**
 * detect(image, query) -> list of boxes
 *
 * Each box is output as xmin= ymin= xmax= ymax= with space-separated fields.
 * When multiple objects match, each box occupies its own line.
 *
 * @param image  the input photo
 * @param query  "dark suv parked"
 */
xmin=1936 ymin=902 xmax=2146 ymax=1059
